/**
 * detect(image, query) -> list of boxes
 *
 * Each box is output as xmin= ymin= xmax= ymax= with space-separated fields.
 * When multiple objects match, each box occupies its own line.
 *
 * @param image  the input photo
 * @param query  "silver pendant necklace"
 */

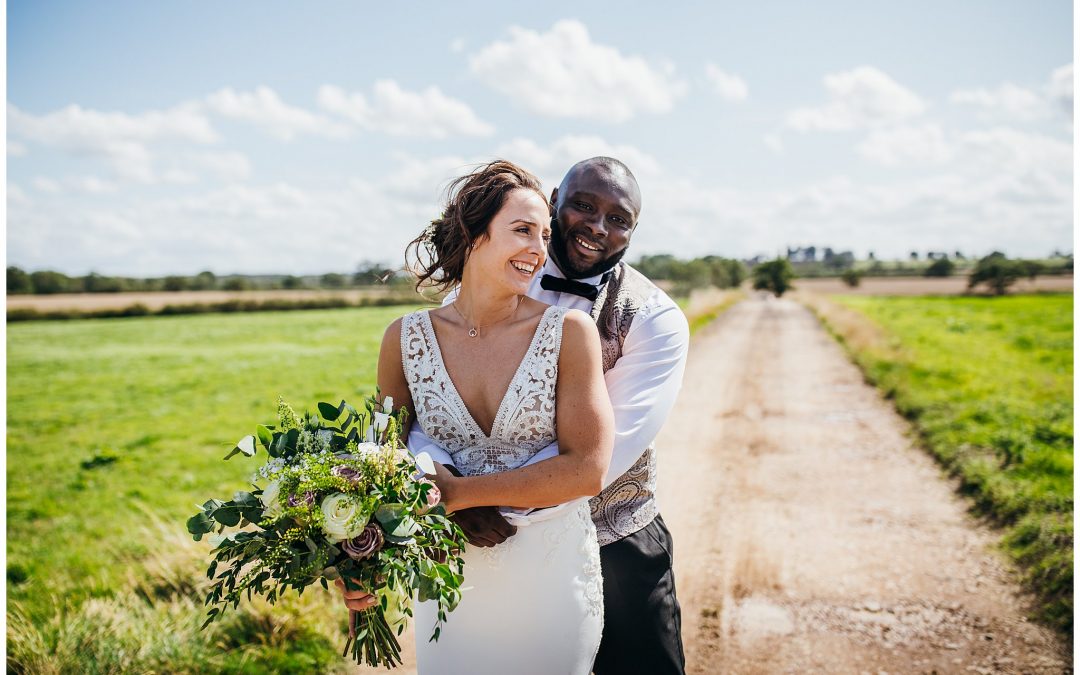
xmin=451 ymin=296 xmax=522 ymax=338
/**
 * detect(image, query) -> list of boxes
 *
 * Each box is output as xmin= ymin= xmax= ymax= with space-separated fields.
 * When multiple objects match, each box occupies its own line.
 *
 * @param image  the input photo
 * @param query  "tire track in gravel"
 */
xmin=658 ymin=295 xmax=1070 ymax=674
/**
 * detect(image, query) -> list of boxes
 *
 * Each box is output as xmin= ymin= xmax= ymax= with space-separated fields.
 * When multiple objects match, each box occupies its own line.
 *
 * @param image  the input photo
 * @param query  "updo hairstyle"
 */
xmin=406 ymin=160 xmax=548 ymax=292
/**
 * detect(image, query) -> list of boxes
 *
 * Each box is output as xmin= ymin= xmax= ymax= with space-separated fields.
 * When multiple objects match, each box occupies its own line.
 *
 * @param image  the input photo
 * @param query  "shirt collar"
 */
xmin=543 ymin=259 xmax=608 ymax=287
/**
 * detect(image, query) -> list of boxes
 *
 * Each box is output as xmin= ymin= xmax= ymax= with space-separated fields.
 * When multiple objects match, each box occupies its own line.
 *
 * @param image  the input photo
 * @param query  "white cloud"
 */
xmin=469 ymin=20 xmax=687 ymax=122
xmin=8 ymin=102 xmax=218 ymax=182
xmin=763 ymin=134 xmax=784 ymax=155
xmin=1048 ymin=63 xmax=1073 ymax=115
xmin=318 ymin=81 xmax=494 ymax=138
xmin=450 ymin=38 xmax=466 ymax=53
xmin=958 ymin=127 xmax=1072 ymax=171
xmin=7 ymin=184 xmax=29 ymax=207
xmin=786 ymin=66 xmax=926 ymax=131
xmin=187 ymin=150 xmax=252 ymax=182
xmin=8 ymin=102 xmax=225 ymax=183
xmin=704 ymin=64 xmax=748 ymax=102
xmin=950 ymin=82 xmax=1046 ymax=120
xmin=950 ymin=64 xmax=1074 ymax=123
xmin=32 ymin=177 xmax=61 ymax=193
xmin=857 ymin=124 xmax=953 ymax=165
xmin=8 ymin=102 xmax=217 ymax=148
xmin=70 ymin=176 xmax=118 ymax=194
xmin=205 ymin=86 xmax=351 ymax=141
xmin=8 ymin=141 xmax=27 ymax=156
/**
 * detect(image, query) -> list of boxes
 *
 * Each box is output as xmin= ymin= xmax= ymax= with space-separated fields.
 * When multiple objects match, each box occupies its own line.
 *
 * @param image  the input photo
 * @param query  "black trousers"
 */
xmin=593 ymin=514 xmax=685 ymax=675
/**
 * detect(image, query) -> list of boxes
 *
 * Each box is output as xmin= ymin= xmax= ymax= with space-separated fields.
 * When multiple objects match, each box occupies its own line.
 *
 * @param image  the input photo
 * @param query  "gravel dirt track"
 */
xmin=659 ymin=295 xmax=1070 ymax=674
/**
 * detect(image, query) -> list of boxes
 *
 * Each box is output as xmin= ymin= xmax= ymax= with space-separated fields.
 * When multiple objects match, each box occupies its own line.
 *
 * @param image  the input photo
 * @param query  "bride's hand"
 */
xmin=334 ymin=578 xmax=377 ymax=612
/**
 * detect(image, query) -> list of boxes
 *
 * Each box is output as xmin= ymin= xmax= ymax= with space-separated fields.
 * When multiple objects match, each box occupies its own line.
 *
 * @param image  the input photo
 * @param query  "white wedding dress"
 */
xmin=401 ymin=306 xmax=603 ymax=675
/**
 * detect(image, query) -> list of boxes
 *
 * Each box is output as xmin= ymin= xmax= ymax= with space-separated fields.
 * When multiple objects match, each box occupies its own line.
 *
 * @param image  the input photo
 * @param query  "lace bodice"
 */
xmin=401 ymin=305 xmax=569 ymax=476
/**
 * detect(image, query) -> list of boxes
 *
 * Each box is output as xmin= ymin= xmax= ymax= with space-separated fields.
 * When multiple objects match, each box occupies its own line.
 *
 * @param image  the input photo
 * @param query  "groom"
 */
xmin=411 ymin=157 xmax=690 ymax=674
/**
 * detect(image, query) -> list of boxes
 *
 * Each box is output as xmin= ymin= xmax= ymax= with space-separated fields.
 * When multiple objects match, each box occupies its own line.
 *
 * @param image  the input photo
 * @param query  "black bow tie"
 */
xmin=539 ymin=272 xmax=611 ymax=302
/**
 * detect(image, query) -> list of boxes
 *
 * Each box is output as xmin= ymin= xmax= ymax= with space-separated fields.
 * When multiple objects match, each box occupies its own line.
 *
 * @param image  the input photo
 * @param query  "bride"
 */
xmin=340 ymin=160 xmax=613 ymax=674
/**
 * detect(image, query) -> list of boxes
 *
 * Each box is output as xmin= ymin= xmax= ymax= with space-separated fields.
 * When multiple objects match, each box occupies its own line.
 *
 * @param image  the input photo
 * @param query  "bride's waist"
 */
xmin=498 ymin=498 xmax=591 ymax=528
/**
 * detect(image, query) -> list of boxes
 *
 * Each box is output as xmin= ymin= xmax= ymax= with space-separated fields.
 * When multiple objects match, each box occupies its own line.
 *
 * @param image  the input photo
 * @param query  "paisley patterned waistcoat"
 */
xmin=588 ymin=262 xmax=660 ymax=546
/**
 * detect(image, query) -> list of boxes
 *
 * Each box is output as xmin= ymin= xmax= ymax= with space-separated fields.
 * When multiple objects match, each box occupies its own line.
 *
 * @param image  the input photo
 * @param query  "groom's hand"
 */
xmin=451 ymin=506 xmax=517 ymax=547
xmin=442 ymin=464 xmax=517 ymax=547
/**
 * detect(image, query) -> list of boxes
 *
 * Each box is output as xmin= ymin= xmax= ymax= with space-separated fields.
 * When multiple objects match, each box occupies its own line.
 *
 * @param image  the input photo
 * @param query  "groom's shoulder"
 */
xmin=619 ymin=263 xmax=679 ymax=311
xmin=617 ymin=263 xmax=688 ymax=338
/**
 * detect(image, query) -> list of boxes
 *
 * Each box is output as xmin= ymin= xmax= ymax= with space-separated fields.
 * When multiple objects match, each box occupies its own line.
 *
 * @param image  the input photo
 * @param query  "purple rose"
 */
xmin=331 ymin=465 xmax=362 ymax=484
xmin=287 ymin=490 xmax=316 ymax=508
xmin=418 ymin=478 xmax=441 ymax=514
xmin=342 ymin=523 xmax=384 ymax=560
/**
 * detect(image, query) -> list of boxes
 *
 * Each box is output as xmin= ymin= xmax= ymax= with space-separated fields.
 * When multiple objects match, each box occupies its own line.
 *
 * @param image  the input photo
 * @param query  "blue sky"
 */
xmin=7 ymin=1 xmax=1073 ymax=275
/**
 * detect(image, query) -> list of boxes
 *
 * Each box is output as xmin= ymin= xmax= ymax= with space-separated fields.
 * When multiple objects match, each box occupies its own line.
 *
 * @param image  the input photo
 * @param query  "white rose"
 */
xmin=356 ymin=442 xmax=381 ymax=457
xmin=260 ymin=481 xmax=283 ymax=516
xmin=382 ymin=396 xmax=394 ymax=413
xmin=321 ymin=493 xmax=367 ymax=542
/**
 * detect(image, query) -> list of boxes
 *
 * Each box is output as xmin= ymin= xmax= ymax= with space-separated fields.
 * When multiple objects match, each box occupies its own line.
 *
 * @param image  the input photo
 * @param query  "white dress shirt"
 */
xmin=406 ymin=258 xmax=690 ymax=491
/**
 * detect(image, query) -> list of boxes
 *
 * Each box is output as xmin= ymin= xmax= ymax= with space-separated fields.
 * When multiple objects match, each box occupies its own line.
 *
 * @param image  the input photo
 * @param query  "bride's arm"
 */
xmin=376 ymin=318 xmax=415 ymax=438
xmin=436 ymin=310 xmax=614 ymax=511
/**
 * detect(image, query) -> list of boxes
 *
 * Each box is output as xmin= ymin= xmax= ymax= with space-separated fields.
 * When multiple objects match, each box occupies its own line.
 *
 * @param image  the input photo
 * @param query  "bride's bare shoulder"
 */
xmin=559 ymin=309 xmax=600 ymax=350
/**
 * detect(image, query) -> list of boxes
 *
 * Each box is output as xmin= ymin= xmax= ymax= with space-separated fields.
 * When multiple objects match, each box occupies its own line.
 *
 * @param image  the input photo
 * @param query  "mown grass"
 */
xmin=7 ymin=305 xmax=425 ymax=671
xmin=809 ymin=293 xmax=1073 ymax=634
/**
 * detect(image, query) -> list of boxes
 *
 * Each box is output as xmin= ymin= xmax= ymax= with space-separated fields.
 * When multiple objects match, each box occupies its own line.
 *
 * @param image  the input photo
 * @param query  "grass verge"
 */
xmin=679 ymin=288 xmax=745 ymax=334
xmin=799 ymin=292 xmax=1073 ymax=634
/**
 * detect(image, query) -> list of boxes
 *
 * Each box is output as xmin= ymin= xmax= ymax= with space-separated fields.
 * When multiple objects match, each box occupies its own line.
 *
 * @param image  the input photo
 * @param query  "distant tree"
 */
xmin=321 ymin=273 xmax=347 ymax=288
xmin=841 ymin=269 xmax=861 ymax=287
xmin=29 ymin=270 xmax=72 ymax=294
xmin=924 ymin=258 xmax=956 ymax=277
xmin=7 ymin=266 xmax=33 ymax=294
xmin=281 ymin=275 xmax=304 ymax=290
xmin=191 ymin=271 xmax=217 ymax=290
xmin=163 ymin=276 xmax=187 ymax=292
xmin=635 ymin=254 xmax=680 ymax=280
xmin=954 ymin=251 xmax=965 ymax=260
xmin=704 ymin=257 xmax=747 ymax=288
xmin=968 ymin=252 xmax=1022 ymax=295
xmin=82 ymin=272 xmax=124 ymax=293
xmin=909 ymin=251 xmax=919 ymax=261
xmin=354 ymin=260 xmax=392 ymax=285
xmin=867 ymin=251 xmax=875 ymax=261
xmin=1018 ymin=260 xmax=1044 ymax=281
xmin=222 ymin=277 xmax=252 ymax=291
xmin=752 ymin=258 xmax=795 ymax=297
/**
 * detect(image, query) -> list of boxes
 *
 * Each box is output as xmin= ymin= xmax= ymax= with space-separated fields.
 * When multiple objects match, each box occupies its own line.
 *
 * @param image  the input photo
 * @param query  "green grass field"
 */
xmin=822 ymin=294 xmax=1073 ymax=633
xmin=7 ymin=306 xmax=424 ymax=672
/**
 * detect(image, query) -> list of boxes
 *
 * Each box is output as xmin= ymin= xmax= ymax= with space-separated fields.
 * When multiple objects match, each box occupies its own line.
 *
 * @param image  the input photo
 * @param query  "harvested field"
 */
xmin=794 ymin=275 xmax=1073 ymax=295
xmin=6 ymin=288 xmax=423 ymax=313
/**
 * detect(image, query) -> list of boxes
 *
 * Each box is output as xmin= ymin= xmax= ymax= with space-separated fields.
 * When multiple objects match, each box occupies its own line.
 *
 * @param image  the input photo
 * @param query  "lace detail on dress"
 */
xmin=401 ymin=305 xmax=568 ymax=477
xmin=576 ymin=503 xmax=604 ymax=617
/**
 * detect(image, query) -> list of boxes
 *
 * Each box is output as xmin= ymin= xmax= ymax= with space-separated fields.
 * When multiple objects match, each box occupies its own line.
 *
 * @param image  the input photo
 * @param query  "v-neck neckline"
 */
xmin=421 ymin=305 xmax=555 ymax=439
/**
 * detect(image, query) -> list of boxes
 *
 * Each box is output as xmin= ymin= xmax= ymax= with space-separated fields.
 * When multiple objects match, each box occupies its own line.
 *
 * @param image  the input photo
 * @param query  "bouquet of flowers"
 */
xmin=187 ymin=394 xmax=467 ymax=668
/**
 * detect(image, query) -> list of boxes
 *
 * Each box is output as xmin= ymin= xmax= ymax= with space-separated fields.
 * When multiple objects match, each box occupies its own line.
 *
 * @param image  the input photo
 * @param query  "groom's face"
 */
xmin=549 ymin=164 xmax=641 ymax=279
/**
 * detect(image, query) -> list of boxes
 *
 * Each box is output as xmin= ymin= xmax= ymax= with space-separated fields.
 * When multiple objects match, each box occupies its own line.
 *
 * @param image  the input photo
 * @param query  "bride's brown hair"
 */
xmin=406 ymin=160 xmax=548 ymax=293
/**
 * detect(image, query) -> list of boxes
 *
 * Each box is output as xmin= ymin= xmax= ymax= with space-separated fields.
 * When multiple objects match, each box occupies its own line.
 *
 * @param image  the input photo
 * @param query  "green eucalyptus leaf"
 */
xmin=212 ymin=505 xmax=242 ymax=527
xmin=187 ymin=511 xmax=214 ymax=538
xmin=268 ymin=432 xmax=286 ymax=458
xmin=255 ymin=425 xmax=273 ymax=449
xmin=318 ymin=401 xmax=341 ymax=421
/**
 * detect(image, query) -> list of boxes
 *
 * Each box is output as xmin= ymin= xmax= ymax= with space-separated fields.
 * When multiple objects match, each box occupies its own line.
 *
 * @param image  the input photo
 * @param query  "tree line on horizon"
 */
xmin=752 ymin=251 xmax=1072 ymax=297
xmin=6 ymin=250 xmax=1072 ymax=296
